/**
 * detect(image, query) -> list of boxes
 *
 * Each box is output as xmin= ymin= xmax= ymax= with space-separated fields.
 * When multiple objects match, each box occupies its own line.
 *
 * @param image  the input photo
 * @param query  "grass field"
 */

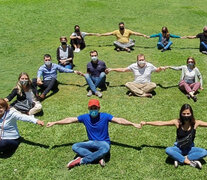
xmin=1 ymin=0 xmax=207 ymax=179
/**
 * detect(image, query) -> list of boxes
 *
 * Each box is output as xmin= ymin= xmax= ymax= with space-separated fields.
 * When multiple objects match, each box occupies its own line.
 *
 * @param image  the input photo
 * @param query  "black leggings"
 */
xmin=0 ymin=138 xmax=20 ymax=155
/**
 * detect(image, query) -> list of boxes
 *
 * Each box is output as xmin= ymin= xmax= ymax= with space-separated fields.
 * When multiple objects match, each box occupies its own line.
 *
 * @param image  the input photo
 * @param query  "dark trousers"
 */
xmin=32 ymin=78 xmax=58 ymax=96
xmin=0 ymin=138 xmax=20 ymax=155
xmin=70 ymin=38 xmax=86 ymax=50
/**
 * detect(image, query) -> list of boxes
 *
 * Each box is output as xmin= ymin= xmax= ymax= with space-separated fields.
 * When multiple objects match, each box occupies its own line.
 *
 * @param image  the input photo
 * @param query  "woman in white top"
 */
xmin=166 ymin=57 xmax=203 ymax=102
xmin=0 ymin=99 xmax=44 ymax=156
xmin=5 ymin=72 xmax=42 ymax=115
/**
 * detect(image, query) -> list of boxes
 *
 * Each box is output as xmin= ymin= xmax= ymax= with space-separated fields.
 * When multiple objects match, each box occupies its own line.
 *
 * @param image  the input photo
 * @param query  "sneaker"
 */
xmin=192 ymin=95 xmax=197 ymax=102
xmin=125 ymin=48 xmax=131 ymax=53
xmin=95 ymin=91 xmax=102 ymax=98
xmin=99 ymin=159 xmax=105 ymax=167
xmin=74 ymin=48 xmax=78 ymax=52
xmin=174 ymin=160 xmax=179 ymax=168
xmin=67 ymin=157 xmax=82 ymax=169
xmin=161 ymin=49 xmax=167 ymax=52
xmin=87 ymin=90 xmax=93 ymax=97
xmin=201 ymin=51 xmax=207 ymax=55
xmin=190 ymin=160 xmax=202 ymax=169
xmin=186 ymin=94 xmax=191 ymax=99
xmin=77 ymin=48 xmax=80 ymax=52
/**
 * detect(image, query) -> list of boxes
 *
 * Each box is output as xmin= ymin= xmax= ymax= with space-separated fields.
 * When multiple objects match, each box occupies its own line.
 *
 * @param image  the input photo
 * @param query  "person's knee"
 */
xmin=125 ymin=82 xmax=133 ymax=88
xmin=84 ymin=73 xmax=90 ymax=80
xmin=151 ymin=82 xmax=156 ymax=89
xmin=165 ymin=147 xmax=173 ymax=155
xmin=101 ymin=144 xmax=110 ymax=154
xmin=72 ymin=143 xmax=80 ymax=151
xmin=100 ymin=72 xmax=106 ymax=78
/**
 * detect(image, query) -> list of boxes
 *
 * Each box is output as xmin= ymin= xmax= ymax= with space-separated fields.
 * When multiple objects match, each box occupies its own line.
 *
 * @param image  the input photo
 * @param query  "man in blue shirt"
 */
xmin=47 ymin=99 xmax=141 ymax=169
xmin=85 ymin=50 xmax=108 ymax=98
xmin=32 ymin=54 xmax=83 ymax=100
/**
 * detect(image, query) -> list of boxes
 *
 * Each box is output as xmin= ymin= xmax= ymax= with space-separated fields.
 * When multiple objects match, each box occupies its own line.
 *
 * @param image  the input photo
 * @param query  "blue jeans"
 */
xmin=157 ymin=41 xmax=172 ymax=50
xmin=59 ymin=64 xmax=72 ymax=69
xmin=200 ymin=42 xmax=207 ymax=51
xmin=165 ymin=142 xmax=207 ymax=163
xmin=85 ymin=72 xmax=106 ymax=93
xmin=72 ymin=140 xmax=110 ymax=164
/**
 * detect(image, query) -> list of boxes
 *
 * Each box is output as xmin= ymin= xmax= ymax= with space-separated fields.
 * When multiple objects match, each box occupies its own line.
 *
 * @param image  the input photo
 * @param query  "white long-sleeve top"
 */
xmin=0 ymin=109 xmax=38 ymax=139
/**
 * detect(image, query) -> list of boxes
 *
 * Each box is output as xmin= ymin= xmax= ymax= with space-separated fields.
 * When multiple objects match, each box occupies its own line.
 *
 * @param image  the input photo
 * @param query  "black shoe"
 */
xmin=161 ymin=49 xmax=167 ymax=52
xmin=186 ymin=94 xmax=191 ymax=99
xmin=192 ymin=95 xmax=197 ymax=102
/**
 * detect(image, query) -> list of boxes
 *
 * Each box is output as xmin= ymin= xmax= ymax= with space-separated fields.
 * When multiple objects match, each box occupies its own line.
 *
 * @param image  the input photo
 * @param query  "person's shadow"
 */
xmin=0 ymin=137 xmax=49 ymax=159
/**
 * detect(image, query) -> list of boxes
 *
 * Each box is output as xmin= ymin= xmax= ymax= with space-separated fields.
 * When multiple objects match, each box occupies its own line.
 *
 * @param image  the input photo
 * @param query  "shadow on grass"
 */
xmin=87 ymin=44 xmax=199 ymax=50
xmin=111 ymin=141 xmax=166 ymax=151
xmin=0 ymin=137 xmax=49 ymax=159
xmin=157 ymin=83 xmax=178 ymax=89
xmin=51 ymin=142 xmax=74 ymax=149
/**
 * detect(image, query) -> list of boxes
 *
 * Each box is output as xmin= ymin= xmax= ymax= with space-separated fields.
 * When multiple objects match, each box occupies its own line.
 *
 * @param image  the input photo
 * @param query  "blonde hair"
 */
xmin=15 ymin=72 xmax=32 ymax=96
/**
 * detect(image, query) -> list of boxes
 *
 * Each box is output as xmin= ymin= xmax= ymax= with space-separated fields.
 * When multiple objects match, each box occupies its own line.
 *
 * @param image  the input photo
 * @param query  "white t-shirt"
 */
xmin=127 ymin=62 xmax=157 ymax=83
xmin=71 ymin=32 xmax=86 ymax=38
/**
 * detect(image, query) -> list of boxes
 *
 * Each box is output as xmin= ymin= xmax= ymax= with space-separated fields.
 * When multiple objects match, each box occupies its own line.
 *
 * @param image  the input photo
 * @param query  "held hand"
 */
xmin=107 ymin=68 xmax=112 ymax=72
xmin=105 ymin=69 xmax=110 ymax=74
xmin=200 ymin=87 xmax=204 ymax=91
xmin=134 ymin=123 xmax=141 ymax=129
xmin=145 ymin=35 xmax=150 ymax=39
xmin=37 ymin=120 xmax=44 ymax=126
xmin=140 ymin=121 xmax=146 ymax=127
xmin=37 ymin=79 xmax=43 ymax=86
xmin=96 ymin=33 xmax=101 ymax=37
xmin=74 ymin=70 xmax=85 ymax=76
xmin=181 ymin=36 xmax=186 ymax=39
xmin=77 ymin=36 xmax=82 ymax=39
xmin=46 ymin=122 xmax=55 ymax=127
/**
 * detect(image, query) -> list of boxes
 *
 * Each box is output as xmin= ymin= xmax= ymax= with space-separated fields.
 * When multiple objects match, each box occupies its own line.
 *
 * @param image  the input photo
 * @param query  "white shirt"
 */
xmin=127 ymin=62 xmax=157 ymax=83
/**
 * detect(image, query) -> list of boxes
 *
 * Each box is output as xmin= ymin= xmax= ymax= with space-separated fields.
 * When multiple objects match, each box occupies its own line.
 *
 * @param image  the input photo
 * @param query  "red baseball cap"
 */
xmin=88 ymin=99 xmax=100 ymax=108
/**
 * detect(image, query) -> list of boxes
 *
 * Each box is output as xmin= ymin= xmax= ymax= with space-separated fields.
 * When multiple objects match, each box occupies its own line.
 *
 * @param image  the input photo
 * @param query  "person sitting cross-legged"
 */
xmin=84 ymin=50 xmax=109 ymax=98
xmin=108 ymin=54 xmax=164 ymax=97
xmin=46 ymin=99 xmax=141 ymax=169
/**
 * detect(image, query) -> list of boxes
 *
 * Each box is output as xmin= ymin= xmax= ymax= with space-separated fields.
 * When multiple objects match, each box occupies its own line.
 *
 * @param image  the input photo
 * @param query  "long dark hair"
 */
xmin=0 ymin=99 xmax=9 ymax=111
xmin=161 ymin=26 xmax=170 ymax=39
xmin=179 ymin=104 xmax=195 ymax=127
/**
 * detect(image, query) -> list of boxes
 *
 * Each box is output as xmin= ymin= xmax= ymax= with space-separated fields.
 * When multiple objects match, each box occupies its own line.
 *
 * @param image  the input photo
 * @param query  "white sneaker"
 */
xmin=77 ymin=48 xmax=80 ymax=52
xmin=190 ymin=160 xmax=202 ymax=169
xmin=174 ymin=160 xmax=179 ymax=168
xmin=74 ymin=48 xmax=78 ymax=52
xmin=87 ymin=90 xmax=93 ymax=97
xmin=95 ymin=91 xmax=102 ymax=98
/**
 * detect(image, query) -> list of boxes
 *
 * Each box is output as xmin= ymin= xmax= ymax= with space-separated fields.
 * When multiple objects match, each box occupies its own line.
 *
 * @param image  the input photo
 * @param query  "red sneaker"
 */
xmin=67 ymin=157 xmax=82 ymax=169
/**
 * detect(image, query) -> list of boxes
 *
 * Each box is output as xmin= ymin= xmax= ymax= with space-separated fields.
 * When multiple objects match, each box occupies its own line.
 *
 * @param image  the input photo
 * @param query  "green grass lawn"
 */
xmin=1 ymin=0 xmax=207 ymax=179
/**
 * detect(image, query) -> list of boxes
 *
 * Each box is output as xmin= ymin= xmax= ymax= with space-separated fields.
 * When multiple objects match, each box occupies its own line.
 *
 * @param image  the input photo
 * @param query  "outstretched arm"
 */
xmin=47 ymin=117 xmax=78 ymax=127
xmin=111 ymin=117 xmax=141 ymax=129
xmin=108 ymin=67 xmax=131 ymax=73
xmin=85 ymin=33 xmax=100 ymax=36
xmin=140 ymin=119 xmax=178 ymax=127
xmin=185 ymin=36 xmax=197 ymax=39
xmin=195 ymin=120 xmax=207 ymax=128
xmin=100 ymin=32 xmax=114 ymax=36
xmin=131 ymin=31 xmax=147 ymax=37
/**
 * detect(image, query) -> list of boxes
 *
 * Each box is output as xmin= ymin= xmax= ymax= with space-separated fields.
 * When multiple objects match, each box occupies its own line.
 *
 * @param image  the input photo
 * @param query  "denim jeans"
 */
xmin=72 ymin=140 xmax=110 ymax=164
xmin=157 ymin=41 xmax=172 ymax=50
xmin=59 ymin=64 xmax=72 ymax=69
xmin=85 ymin=72 xmax=106 ymax=93
xmin=165 ymin=142 xmax=207 ymax=163
xmin=200 ymin=42 xmax=207 ymax=51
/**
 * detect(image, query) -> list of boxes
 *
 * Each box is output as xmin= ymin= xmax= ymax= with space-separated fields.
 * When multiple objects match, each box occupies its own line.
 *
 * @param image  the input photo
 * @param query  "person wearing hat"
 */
xmin=57 ymin=36 xmax=74 ymax=69
xmin=186 ymin=26 xmax=207 ymax=54
xmin=46 ymin=99 xmax=141 ymax=169
xmin=108 ymin=54 xmax=164 ymax=98
xmin=32 ymin=54 xmax=83 ymax=100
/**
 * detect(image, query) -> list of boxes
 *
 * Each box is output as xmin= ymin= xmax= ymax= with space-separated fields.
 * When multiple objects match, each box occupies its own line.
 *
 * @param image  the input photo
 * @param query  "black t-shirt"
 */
xmin=196 ymin=33 xmax=207 ymax=44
